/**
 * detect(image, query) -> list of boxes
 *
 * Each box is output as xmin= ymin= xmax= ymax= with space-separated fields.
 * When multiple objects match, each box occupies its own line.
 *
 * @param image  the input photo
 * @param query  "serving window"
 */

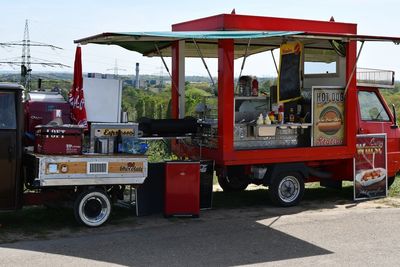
xmin=304 ymin=48 xmax=339 ymax=77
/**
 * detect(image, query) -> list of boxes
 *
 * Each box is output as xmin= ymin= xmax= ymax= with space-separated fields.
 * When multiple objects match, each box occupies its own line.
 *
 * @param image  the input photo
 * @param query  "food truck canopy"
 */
xmin=75 ymin=31 xmax=400 ymax=59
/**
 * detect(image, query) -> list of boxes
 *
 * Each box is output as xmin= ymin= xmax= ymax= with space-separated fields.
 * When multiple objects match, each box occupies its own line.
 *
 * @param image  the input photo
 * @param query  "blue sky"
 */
xmin=1 ymin=0 xmax=400 ymax=78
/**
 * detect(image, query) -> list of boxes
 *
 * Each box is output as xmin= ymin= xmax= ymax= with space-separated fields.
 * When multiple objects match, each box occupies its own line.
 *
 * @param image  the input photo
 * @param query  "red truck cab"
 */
xmin=357 ymin=86 xmax=400 ymax=179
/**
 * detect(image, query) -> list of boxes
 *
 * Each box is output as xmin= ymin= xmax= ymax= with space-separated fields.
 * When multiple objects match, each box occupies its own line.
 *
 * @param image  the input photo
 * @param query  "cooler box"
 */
xmin=34 ymin=125 xmax=83 ymax=155
xmin=164 ymin=161 xmax=200 ymax=217
xmin=24 ymin=93 xmax=71 ymax=133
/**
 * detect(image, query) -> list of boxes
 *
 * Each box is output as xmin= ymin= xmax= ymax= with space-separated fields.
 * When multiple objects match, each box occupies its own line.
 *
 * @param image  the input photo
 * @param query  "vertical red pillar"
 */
xmin=218 ymin=39 xmax=234 ymax=158
xmin=345 ymin=40 xmax=357 ymax=152
xmin=171 ymin=41 xmax=180 ymax=119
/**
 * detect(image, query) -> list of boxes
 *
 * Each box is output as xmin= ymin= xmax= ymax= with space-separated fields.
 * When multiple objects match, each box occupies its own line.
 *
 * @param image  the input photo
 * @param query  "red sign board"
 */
xmin=354 ymin=134 xmax=387 ymax=200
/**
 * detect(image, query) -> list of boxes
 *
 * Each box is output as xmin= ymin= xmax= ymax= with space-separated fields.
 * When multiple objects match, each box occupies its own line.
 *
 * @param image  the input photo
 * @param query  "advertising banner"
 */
xmin=312 ymin=87 xmax=345 ymax=146
xmin=354 ymin=134 xmax=387 ymax=200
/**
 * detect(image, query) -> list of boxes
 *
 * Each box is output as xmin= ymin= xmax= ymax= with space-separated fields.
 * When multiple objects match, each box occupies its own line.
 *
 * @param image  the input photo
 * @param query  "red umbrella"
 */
xmin=68 ymin=46 xmax=87 ymax=127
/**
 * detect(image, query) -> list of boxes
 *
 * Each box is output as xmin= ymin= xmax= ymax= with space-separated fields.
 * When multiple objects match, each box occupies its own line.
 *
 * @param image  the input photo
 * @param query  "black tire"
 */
xmin=269 ymin=172 xmax=304 ymax=207
xmin=74 ymin=188 xmax=112 ymax=227
xmin=388 ymin=176 xmax=396 ymax=188
xmin=217 ymin=166 xmax=249 ymax=192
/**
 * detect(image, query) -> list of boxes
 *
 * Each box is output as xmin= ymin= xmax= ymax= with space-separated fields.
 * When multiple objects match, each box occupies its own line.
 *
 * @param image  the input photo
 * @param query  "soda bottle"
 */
xmin=114 ymin=130 xmax=123 ymax=153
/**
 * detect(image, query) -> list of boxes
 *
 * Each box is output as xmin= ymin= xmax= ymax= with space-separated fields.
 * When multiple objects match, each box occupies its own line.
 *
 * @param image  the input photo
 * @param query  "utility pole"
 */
xmin=0 ymin=19 xmax=68 ymax=92
xmin=107 ymin=59 xmax=126 ymax=78
xmin=21 ymin=19 xmax=31 ymax=90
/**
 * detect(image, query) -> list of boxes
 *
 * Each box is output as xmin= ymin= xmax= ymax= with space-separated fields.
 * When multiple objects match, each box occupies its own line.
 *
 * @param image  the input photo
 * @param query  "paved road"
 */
xmin=1 ymin=202 xmax=400 ymax=266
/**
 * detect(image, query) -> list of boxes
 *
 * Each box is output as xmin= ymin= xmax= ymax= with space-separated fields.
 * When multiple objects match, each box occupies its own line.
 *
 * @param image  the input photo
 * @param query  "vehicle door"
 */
xmin=0 ymin=91 xmax=18 ymax=209
xmin=357 ymin=88 xmax=400 ymax=177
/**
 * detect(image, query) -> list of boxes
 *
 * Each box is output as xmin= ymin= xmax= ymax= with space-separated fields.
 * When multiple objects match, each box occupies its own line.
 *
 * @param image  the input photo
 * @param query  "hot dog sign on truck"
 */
xmin=312 ymin=86 xmax=345 ymax=146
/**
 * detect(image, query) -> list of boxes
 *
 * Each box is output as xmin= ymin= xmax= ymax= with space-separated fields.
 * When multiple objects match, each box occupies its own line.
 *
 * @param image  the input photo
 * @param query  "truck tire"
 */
xmin=269 ymin=172 xmax=304 ymax=207
xmin=217 ymin=166 xmax=249 ymax=192
xmin=74 ymin=188 xmax=112 ymax=227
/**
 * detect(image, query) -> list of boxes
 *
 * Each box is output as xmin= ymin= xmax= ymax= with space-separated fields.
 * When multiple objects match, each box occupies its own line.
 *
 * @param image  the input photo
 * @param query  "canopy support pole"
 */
xmin=155 ymin=43 xmax=180 ymax=97
xmin=193 ymin=39 xmax=216 ymax=95
xmin=235 ymin=38 xmax=252 ymax=93
xmin=271 ymin=49 xmax=279 ymax=75
xmin=344 ymin=41 xmax=364 ymax=96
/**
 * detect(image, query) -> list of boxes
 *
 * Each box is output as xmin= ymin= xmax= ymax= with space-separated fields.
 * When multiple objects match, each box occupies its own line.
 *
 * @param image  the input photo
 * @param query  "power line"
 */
xmin=0 ymin=19 xmax=69 ymax=91
xmin=106 ymin=59 xmax=126 ymax=77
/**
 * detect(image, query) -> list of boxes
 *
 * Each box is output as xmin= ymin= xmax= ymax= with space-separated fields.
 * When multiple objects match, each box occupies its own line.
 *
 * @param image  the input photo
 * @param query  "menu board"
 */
xmin=312 ymin=87 xmax=345 ymax=146
xmin=354 ymin=134 xmax=387 ymax=200
xmin=278 ymin=41 xmax=303 ymax=103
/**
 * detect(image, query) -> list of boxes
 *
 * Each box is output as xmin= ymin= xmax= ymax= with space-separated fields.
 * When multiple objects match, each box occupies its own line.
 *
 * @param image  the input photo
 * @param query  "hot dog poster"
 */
xmin=354 ymin=134 xmax=387 ymax=200
xmin=312 ymin=87 xmax=345 ymax=146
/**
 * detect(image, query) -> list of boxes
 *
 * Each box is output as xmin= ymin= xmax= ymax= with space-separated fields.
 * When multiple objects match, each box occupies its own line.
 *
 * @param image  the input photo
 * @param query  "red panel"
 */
xmin=164 ymin=162 xmax=200 ymax=216
xmin=173 ymin=14 xmax=357 ymax=34
xmin=34 ymin=125 xmax=83 ymax=155
xmin=173 ymin=14 xmax=224 ymax=31
xmin=171 ymin=41 xmax=180 ymax=119
xmin=344 ymin=41 xmax=357 ymax=153
xmin=218 ymin=39 xmax=234 ymax=159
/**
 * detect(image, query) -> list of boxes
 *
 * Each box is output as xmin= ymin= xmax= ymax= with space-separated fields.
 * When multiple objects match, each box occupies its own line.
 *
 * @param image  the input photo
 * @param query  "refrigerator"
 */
xmin=164 ymin=161 xmax=200 ymax=217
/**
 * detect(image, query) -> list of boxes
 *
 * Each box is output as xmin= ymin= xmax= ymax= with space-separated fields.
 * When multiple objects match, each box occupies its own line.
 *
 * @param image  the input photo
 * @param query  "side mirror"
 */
xmin=391 ymin=104 xmax=399 ymax=129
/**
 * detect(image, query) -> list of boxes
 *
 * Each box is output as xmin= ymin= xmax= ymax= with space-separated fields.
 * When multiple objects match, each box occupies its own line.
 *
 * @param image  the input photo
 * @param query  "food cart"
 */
xmin=76 ymin=13 xmax=400 ymax=206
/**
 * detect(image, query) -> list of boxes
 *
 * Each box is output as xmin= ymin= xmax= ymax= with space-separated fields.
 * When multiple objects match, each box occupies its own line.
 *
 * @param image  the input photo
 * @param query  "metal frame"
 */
xmin=171 ymin=14 xmax=358 ymax=166
xmin=35 ymin=154 xmax=148 ymax=187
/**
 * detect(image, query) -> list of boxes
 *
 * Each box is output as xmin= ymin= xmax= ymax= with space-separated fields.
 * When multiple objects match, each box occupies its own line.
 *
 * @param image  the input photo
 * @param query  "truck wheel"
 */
xmin=74 ymin=188 xmax=112 ymax=227
xmin=269 ymin=172 xmax=304 ymax=207
xmin=217 ymin=166 xmax=249 ymax=192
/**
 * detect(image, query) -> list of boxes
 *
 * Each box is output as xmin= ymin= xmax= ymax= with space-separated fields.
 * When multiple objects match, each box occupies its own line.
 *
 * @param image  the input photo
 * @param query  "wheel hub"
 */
xmin=82 ymin=195 xmax=108 ymax=223
xmin=278 ymin=176 xmax=300 ymax=203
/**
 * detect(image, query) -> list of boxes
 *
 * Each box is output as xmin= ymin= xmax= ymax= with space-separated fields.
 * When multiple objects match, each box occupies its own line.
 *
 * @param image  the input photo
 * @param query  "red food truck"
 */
xmin=75 ymin=13 xmax=400 ymax=206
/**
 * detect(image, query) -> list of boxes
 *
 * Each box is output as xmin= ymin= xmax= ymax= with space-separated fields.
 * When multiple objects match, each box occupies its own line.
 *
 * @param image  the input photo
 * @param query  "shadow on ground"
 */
xmin=0 ymin=185 xmax=354 ymax=265
xmin=0 ymin=207 xmax=332 ymax=266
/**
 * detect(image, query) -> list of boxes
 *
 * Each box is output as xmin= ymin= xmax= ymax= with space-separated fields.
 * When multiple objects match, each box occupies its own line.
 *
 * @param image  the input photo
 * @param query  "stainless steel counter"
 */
xmin=234 ymin=123 xmax=312 ymax=149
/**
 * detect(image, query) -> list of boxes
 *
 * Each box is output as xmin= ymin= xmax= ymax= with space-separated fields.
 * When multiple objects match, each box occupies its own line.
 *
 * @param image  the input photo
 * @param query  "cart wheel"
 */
xmin=217 ymin=166 xmax=249 ymax=192
xmin=74 ymin=188 xmax=112 ymax=227
xmin=269 ymin=172 xmax=304 ymax=207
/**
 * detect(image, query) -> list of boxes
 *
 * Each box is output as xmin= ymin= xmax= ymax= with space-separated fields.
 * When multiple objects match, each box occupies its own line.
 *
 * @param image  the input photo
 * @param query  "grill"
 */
xmin=87 ymin=162 xmax=108 ymax=174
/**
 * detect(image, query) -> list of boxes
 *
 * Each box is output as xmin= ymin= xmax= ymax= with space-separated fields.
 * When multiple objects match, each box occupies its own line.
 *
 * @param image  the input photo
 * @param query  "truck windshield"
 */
xmin=0 ymin=92 xmax=16 ymax=129
xmin=358 ymin=91 xmax=390 ymax=121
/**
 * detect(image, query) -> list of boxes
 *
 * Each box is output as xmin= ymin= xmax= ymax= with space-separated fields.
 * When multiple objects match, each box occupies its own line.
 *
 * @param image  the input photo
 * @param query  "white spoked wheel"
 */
xmin=278 ymin=176 xmax=301 ymax=204
xmin=74 ymin=188 xmax=111 ymax=227
xmin=269 ymin=172 xmax=304 ymax=207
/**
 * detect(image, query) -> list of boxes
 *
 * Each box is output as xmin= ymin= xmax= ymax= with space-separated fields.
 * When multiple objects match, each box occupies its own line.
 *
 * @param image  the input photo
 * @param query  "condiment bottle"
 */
xmin=278 ymin=105 xmax=284 ymax=124
xmin=264 ymin=114 xmax=271 ymax=125
xmin=289 ymin=108 xmax=295 ymax=123
xmin=252 ymin=77 xmax=259 ymax=96
xmin=257 ymin=114 xmax=264 ymax=125
xmin=268 ymin=111 xmax=275 ymax=123
xmin=114 ymin=130 xmax=123 ymax=153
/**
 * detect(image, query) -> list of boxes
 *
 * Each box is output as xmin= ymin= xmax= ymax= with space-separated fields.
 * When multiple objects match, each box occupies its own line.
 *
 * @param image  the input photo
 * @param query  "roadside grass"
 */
xmin=1 ymin=176 xmax=399 ymax=243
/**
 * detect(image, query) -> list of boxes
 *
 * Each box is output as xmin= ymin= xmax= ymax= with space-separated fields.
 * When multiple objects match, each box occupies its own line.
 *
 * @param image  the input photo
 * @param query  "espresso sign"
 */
xmin=354 ymin=134 xmax=387 ymax=200
xmin=95 ymin=128 xmax=135 ymax=137
xmin=312 ymin=87 xmax=345 ymax=146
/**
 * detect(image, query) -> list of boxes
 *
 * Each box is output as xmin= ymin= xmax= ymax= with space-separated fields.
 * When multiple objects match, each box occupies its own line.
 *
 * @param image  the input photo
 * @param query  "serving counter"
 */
xmin=234 ymin=123 xmax=312 ymax=150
